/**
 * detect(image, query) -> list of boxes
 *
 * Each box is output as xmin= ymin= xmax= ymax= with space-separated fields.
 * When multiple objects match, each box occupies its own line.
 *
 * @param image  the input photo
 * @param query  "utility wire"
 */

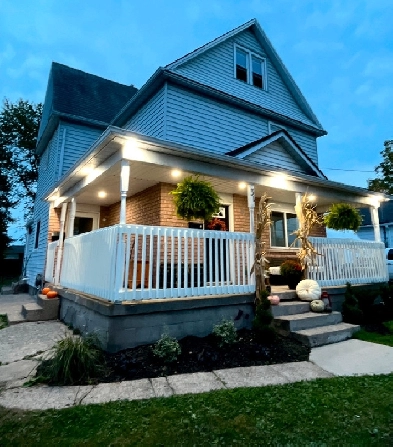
xmin=322 ymin=168 xmax=375 ymax=172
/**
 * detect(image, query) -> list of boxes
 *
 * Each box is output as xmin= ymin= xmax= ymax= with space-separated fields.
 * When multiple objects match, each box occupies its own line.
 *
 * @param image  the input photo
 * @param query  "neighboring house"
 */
xmin=358 ymin=201 xmax=393 ymax=247
xmin=25 ymin=19 xmax=388 ymax=300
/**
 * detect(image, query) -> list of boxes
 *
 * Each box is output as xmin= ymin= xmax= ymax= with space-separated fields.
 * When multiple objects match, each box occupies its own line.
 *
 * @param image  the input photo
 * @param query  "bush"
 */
xmin=36 ymin=333 xmax=106 ymax=385
xmin=253 ymin=290 xmax=276 ymax=342
xmin=323 ymin=203 xmax=362 ymax=231
xmin=342 ymin=283 xmax=363 ymax=325
xmin=152 ymin=333 xmax=181 ymax=364
xmin=212 ymin=319 xmax=238 ymax=348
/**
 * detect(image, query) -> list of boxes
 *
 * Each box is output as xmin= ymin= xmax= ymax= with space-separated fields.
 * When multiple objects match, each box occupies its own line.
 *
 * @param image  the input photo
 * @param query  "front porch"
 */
xmin=45 ymin=223 xmax=388 ymax=303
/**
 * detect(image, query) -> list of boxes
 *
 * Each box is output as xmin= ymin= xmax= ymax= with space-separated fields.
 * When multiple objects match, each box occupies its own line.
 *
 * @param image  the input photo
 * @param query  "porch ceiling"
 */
xmin=48 ymin=127 xmax=390 ymax=211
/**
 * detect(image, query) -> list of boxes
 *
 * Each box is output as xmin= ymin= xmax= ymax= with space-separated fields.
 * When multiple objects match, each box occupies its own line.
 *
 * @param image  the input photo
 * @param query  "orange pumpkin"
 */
xmin=46 ymin=291 xmax=58 ymax=299
xmin=42 ymin=287 xmax=50 ymax=295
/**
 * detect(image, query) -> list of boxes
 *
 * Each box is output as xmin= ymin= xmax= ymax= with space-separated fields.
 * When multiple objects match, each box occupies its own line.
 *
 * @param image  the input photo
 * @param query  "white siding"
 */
xmin=244 ymin=140 xmax=304 ymax=173
xmin=171 ymin=29 xmax=316 ymax=128
xmin=125 ymin=87 xmax=166 ymax=138
xmin=25 ymin=129 xmax=60 ymax=286
xmin=166 ymin=85 xmax=268 ymax=154
xmin=59 ymin=122 xmax=102 ymax=176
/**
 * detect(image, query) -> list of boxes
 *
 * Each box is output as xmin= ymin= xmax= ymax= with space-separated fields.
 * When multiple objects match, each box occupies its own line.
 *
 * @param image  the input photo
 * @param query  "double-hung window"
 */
xmin=270 ymin=211 xmax=297 ymax=248
xmin=235 ymin=45 xmax=266 ymax=90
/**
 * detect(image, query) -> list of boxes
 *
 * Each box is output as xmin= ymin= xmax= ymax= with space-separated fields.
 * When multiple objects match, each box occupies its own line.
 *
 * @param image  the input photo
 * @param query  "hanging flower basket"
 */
xmin=323 ymin=203 xmax=362 ymax=231
xmin=170 ymin=175 xmax=220 ymax=221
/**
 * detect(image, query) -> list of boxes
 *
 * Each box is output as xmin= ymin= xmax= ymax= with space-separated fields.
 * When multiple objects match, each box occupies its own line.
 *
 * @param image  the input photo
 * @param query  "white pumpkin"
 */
xmin=296 ymin=279 xmax=321 ymax=301
xmin=310 ymin=299 xmax=325 ymax=312
xmin=268 ymin=295 xmax=280 ymax=305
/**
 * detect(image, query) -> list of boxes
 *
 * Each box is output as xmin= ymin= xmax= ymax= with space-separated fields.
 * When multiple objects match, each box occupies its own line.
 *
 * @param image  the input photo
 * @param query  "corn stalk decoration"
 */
xmin=251 ymin=193 xmax=272 ymax=304
xmin=292 ymin=193 xmax=323 ymax=276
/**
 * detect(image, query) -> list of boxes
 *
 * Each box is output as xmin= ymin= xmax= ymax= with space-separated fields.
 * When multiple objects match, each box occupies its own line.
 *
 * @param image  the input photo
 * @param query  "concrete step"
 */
xmin=271 ymin=301 xmax=310 ymax=317
xmin=292 ymin=323 xmax=360 ymax=348
xmin=274 ymin=311 xmax=342 ymax=333
xmin=7 ymin=310 xmax=25 ymax=325
xmin=273 ymin=290 xmax=296 ymax=301
xmin=0 ymin=286 xmax=13 ymax=295
xmin=22 ymin=303 xmax=44 ymax=322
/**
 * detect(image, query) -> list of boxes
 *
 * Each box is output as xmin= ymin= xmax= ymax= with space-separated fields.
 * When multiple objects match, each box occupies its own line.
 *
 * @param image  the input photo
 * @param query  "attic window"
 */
xmin=234 ymin=45 xmax=266 ymax=90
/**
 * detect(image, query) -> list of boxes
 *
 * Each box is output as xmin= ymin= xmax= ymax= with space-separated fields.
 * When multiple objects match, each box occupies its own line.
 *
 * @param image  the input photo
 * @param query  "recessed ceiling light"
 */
xmin=98 ymin=191 xmax=107 ymax=198
xmin=171 ymin=169 xmax=181 ymax=178
xmin=238 ymin=182 xmax=247 ymax=190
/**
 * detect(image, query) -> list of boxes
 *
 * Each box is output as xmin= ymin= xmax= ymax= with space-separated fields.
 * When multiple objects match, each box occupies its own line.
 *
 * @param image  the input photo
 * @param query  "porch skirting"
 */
xmin=57 ymin=287 xmax=255 ymax=352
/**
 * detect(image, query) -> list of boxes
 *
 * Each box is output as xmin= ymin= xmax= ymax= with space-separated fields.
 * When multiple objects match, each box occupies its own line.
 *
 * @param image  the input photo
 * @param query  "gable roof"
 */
xmin=226 ymin=129 xmax=327 ymax=178
xmin=37 ymin=63 xmax=138 ymax=155
xmin=166 ymin=19 xmax=324 ymax=132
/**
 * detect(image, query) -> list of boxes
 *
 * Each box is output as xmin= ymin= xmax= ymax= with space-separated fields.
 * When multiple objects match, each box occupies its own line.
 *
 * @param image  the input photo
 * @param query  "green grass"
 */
xmin=0 ymin=314 xmax=8 ymax=330
xmin=1 ymin=375 xmax=393 ymax=445
xmin=353 ymin=321 xmax=393 ymax=347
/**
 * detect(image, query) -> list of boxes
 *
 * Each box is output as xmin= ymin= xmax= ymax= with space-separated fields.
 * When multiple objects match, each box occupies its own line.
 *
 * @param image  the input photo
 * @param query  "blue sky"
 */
xmin=1 ymin=0 xmax=392 ymax=239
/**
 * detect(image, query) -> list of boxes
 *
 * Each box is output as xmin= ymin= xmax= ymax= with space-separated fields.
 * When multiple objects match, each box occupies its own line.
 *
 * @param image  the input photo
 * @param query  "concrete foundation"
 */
xmin=57 ymin=287 xmax=255 ymax=352
xmin=323 ymin=283 xmax=385 ymax=312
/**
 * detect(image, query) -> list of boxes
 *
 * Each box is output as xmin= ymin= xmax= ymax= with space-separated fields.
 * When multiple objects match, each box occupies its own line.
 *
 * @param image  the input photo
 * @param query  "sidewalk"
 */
xmin=1 ymin=316 xmax=392 ymax=411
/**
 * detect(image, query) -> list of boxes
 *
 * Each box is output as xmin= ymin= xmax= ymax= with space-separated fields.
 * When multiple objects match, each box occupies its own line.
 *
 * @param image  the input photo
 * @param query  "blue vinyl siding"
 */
xmin=125 ymin=87 xmax=166 ymax=138
xmin=171 ymin=29 xmax=315 ymax=128
xmin=59 ymin=122 xmax=102 ymax=177
xmin=244 ymin=140 xmax=304 ymax=173
xmin=166 ymin=84 xmax=268 ymax=154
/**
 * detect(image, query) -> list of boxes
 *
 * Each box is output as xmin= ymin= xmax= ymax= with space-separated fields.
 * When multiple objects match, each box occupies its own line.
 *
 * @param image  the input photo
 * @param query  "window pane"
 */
xmin=236 ymin=49 xmax=248 ymax=82
xmin=252 ymin=56 xmax=263 ymax=89
xmin=287 ymin=213 xmax=298 ymax=246
xmin=271 ymin=212 xmax=285 ymax=247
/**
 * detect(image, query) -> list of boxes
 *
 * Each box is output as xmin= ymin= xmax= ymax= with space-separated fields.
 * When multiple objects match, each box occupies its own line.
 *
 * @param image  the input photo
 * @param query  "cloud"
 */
xmin=0 ymin=44 xmax=16 ymax=66
xmin=363 ymin=56 xmax=393 ymax=78
xmin=294 ymin=40 xmax=344 ymax=54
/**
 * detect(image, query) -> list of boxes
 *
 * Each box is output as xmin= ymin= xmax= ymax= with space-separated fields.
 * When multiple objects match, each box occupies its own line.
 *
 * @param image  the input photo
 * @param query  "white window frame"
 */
xmin=234 ymin=44 xmax=267 ymax=90
xmin=270 ymin=208 xmax=298 ymax=249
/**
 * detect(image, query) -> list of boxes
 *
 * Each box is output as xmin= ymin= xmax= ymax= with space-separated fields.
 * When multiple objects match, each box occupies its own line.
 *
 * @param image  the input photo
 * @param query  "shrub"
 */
xmin=152 ymin=333 xmax=181 ymax=364
xmin=35 ymin=333 xmax=106 ymax=385
xmin=212 ymin=319 xmax=238 ymax=348
xmin=342 ymin=283 xmax=363 ymax=325
xmin=253 ymin=290 xmax=276 ymax=342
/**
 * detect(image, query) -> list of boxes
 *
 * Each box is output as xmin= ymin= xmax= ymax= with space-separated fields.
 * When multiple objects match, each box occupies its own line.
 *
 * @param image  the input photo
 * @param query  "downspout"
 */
xmin=54 ymin=202 xmax=68 ymax=285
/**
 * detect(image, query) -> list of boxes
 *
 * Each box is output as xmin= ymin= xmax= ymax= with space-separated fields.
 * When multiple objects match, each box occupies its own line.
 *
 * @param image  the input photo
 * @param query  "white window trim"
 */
xmin=270 ymin=209 xmax=298 ymax=249
xmin=268 ymin=121 xmax=287 ymax=134
xmin=234 ymin=44 xmax=267 ymax=90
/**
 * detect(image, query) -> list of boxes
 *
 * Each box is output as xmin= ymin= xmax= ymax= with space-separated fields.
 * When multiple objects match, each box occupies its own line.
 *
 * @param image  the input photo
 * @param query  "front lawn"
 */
xmin=353 ymin=321 xmax=393 ymax=347
xmin=1 ymin=375 xmax=393 ymax=445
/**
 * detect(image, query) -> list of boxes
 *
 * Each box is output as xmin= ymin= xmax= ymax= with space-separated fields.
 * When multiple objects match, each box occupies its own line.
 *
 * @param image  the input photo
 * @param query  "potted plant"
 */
xmin=323 ymin=203 xmax=362 ymax=231
xmin=280 ymin=259 xmax=303 ymax=290
xmin=205 ymin=217 xmax=226 ymax=231
xmin=170 ymin=175 xmax=221 ymax=223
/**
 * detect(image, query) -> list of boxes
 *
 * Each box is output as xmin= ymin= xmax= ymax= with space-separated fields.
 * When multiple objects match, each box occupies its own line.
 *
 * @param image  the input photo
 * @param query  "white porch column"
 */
xmin=55 ymin=202 xmax=68 ymax=285
xmin=68 ymin=198 xmax=76 ymax=238
xmin=247 ymin=184 xmax=255 ymax=234
xmin=370 ymin=204 xmax=381 ymax=243
xmin=120 ymin=160 xmax=130 ymax=224
xmin=295 ymin=192 xmax=302 ymax=209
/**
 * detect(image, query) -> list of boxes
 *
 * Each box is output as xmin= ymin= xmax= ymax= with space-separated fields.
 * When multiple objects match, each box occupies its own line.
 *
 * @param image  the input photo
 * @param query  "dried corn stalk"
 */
xmin=251 ymin=193 xmax=272 ymax=304
xmin=292 ymin=193 xmax=323 ymax=276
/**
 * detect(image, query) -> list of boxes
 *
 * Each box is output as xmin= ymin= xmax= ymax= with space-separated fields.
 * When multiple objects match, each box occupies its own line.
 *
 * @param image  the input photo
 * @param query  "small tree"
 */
xmin=368 ymin=140 xmax=393 ymax=194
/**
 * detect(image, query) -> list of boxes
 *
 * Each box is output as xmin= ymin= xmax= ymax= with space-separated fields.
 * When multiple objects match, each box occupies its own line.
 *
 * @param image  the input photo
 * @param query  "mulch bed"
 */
xmin=102 ymin=329 xmax=310 ymax=383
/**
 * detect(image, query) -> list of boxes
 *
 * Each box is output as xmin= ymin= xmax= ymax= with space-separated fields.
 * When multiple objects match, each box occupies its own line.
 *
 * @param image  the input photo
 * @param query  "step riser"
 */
xmin=292 ymin=327 xmax=360 ymax=348
xmin=271 ymin=303 xmax=310 ymax=317
xmin=275 ymin=313 xmax=342 ymax=333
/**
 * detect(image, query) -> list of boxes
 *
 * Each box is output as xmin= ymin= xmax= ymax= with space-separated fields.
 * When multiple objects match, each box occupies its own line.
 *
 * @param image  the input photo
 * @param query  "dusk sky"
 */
xmin=1 ymin=0 xmax=392 ymax=239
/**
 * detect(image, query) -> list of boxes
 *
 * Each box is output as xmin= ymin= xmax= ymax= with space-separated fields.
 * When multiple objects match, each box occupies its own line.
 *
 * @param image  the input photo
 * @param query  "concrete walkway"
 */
xmin=0 ymin=313 xmax=392 ymax=410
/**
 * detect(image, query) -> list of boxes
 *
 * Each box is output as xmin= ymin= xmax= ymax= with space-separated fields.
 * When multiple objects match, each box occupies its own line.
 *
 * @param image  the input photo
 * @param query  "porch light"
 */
xmin=269 ymin=173 xmax=288 ymax=188
xmin=238 ymin=182 xmax=247 ymax=190
xmin=171 ymin=169 xmax=181 ymax=178
xmin=98 ymin=191 xmax=107 ymax=198
xmin=308 ymin=194 xmax=316 ymax=202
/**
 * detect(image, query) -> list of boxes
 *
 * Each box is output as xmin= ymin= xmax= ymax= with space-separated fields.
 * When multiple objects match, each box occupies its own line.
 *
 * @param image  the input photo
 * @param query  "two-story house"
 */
xmin=25 ymin=18 xmax=387 ymax=303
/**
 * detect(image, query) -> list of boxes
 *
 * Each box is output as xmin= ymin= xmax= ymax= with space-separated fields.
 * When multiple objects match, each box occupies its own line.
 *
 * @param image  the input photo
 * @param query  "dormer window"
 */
xmin=234 ymin=45 xmax=266 ymax=90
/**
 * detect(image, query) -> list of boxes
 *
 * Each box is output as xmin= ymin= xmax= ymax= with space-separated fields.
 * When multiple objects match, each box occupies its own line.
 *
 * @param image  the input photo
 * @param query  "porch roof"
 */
xmin=45 ymin=126 xmax=391 ymax=211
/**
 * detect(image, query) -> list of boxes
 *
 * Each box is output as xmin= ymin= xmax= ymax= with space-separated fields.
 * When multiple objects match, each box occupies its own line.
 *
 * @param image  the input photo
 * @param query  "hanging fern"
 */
xmin=323 ymin=203 xmax=363 ymax=231
xmin=170 ymin=175 xmax=220 ymax=221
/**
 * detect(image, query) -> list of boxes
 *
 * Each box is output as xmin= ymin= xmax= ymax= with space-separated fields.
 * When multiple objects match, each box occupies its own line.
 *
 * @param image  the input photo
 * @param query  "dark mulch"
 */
xmin=102 ymin=329 xmax=310 ymax=383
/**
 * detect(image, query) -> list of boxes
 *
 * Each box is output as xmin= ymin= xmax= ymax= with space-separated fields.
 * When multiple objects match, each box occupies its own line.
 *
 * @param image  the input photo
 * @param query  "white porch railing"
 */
xmin=44 ymin=241 xmax=58 ymax=283
xmin=59 ymin=224 xmax=255 ymax=302
xmin=307 ymin=237 xmax=388 ymax=286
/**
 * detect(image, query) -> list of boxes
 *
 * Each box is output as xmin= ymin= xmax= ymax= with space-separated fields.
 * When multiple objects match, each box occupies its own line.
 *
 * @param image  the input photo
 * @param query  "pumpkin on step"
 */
xmin=296 ymin=279 xmax=321 ymax=301
xmin=46 ymin=290 xmax=58 ymax=299
xmin=268 ymin=295 xmax=280 ymax=305
xmin=310 ymin=299 xmax=325 ymax=312
xmin=41 ymin=287 xmax=50 ymax=295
